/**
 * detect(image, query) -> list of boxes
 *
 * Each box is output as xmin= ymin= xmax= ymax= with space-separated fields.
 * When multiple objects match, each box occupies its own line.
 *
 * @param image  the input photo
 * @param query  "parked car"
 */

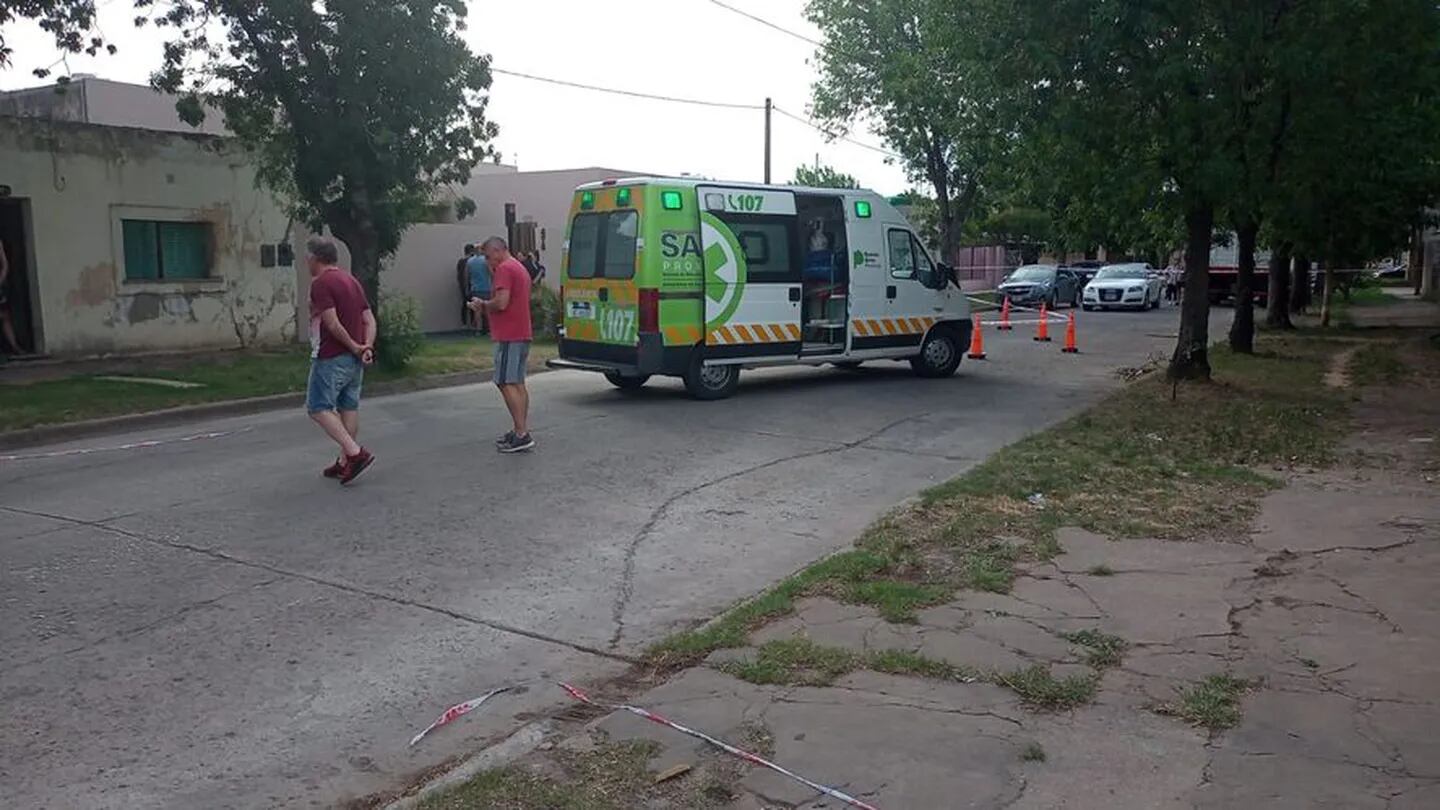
xmin=998 ymin=265 xmax=1080 ymax=308
xmin=1082 ymin=263 xmax=1164 ymax=310
xmin=1372 ymin=259 xmax=1407 ymax=280
xmin=1064 ymin=259 xmax=1104 ymax=291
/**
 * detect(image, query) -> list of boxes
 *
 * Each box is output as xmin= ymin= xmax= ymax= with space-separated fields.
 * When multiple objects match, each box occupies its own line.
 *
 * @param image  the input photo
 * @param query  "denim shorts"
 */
xmin=306 ymin=354 xmax=364 ymax=413
xmin=493 ymin=341 xmax=530 ymax=385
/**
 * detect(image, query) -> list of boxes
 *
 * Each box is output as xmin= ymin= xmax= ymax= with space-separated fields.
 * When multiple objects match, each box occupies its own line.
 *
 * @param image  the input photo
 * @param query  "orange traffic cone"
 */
xmin=1033 ymin=302 xmax=1052 ymax=342
xmin=967 ymin=317 xmax=987 ymax=360
xmin=1062 ymin=311 xmax=1079 ymax=353
xmin=997 ymin=297 xmax=1013 ymax=330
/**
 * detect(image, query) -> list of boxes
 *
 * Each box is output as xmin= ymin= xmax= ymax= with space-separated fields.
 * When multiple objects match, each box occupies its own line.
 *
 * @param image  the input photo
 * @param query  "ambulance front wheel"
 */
xmin=684 ymin=356 xmax=740 ymax=400
xmin=911 ymin=327 xmax=964 ymax=378
xmin=604 ymin=371 xmax=650 ymax=391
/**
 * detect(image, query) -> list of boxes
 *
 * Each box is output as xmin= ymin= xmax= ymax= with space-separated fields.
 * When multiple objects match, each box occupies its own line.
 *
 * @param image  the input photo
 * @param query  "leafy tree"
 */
xmin=146 ymin=0 xmax=499 ymax=306
xmin=999 ymin=0 xmax=1257 ymax=380
xmin=806 ymin=0 xmax=1003 ymax=261
xmin=2 ymin=0 xmax=113 ymax=74
xmin=1264 ymin=0 xmax=1440 ymax=327
xmin=791 ymin=163 xmax=859 ymax=189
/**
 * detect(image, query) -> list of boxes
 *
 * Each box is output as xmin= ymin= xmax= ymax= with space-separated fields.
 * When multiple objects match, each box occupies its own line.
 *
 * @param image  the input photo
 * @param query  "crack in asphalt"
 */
xmin=0 ymin=504 xmax=641 ymax=667
xmin=605 ymin=412 xmax=934 ymax=651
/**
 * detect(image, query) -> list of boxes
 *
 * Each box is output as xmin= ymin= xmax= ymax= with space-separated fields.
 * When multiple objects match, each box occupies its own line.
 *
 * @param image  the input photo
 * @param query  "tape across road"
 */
xmin=0 ymin=427 xmax=254 ymax=463
xmin=409 ymin=687 xmax=512 ymax=747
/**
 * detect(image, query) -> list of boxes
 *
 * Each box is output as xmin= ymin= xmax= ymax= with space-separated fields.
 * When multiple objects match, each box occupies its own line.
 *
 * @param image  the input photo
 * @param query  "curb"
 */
xmin=0 ymin=368 xmax=534 ymax=452
xmin=382 ymin=720 xmax=555 ymax=810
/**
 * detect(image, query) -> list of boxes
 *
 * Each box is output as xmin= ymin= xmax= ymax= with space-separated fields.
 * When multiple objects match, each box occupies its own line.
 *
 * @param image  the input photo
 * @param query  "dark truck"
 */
xmin=1207 ymin=242 xmax=1270 ymax=306
xmin=1207 ymin=266 xmax=1270 ymax=306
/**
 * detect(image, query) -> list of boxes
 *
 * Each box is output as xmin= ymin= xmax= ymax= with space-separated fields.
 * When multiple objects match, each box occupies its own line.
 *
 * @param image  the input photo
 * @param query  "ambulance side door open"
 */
xmin=697 ymin=186 xmax=803 ymax=359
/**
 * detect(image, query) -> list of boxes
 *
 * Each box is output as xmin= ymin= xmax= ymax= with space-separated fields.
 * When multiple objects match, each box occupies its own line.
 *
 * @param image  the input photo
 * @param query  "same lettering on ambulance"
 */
xmin=660 ymin=231 xmax=703 ymax=287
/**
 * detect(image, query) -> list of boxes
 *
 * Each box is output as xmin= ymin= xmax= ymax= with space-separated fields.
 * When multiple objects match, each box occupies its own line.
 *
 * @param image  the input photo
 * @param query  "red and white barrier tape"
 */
xmin=559 ymin=682 xmax=881 ymax=810
xmin=0 ymin=426 xmax=254 ymax=462
xmin=409 ymin=686 xmax=512 ymax=747
xmin=966 ymin=294 xmax=1067 ymax=322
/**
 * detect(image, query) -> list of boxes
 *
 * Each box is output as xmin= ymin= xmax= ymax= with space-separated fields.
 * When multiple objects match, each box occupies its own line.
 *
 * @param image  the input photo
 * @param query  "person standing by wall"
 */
xmin=470 ymin=236 xmax=534 ymax=453
xmin=527 ymin=251 xmax=547 ymax=284
xmin=456 ymin=244 xmax=476 ymax=329
xmin=0 ymin=241 xmax=24 ymax=357
xmin=466 ymin=242 xmax=492 ymax=335
xmin=305 ymin=237 xmax=376 ymax=484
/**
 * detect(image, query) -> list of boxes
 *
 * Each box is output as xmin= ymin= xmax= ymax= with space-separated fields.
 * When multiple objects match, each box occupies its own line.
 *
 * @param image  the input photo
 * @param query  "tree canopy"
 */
xmin=806 ymin=0 xmax=1005 ymax=261
xmin=791 ymin=163 xmax=859 ymax=189
xmin=2 ymin=0 xmax=112 ymax=74
xmin=143 ymin=0 xmax=498 ymax=305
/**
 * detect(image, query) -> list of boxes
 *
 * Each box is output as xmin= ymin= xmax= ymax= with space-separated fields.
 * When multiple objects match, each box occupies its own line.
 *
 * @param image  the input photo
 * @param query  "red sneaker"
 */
xmin=339 ymin=448 xmax=375 ymax=485
xmin=322 ymin=458 xmax=345 ymax=479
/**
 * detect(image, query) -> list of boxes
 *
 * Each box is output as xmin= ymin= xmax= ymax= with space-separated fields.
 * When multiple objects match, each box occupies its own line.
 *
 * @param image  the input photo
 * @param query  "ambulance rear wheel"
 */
xmin=684 ymin=357 xmax=740 ymax=400
xmin=911 ymin=328 xmax=963 ymax=378
xmin=604 ymin=371 xmax=650 ymax=391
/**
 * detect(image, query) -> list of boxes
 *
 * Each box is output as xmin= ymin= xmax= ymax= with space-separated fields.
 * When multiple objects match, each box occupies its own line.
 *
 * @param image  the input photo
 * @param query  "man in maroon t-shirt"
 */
xmin=469 ymin=236 xmax=534 ymax=453
xmin=305 ymin=237 xmax=377 ymax=483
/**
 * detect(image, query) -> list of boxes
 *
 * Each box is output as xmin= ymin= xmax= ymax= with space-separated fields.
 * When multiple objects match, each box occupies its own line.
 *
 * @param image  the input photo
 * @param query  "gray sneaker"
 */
xmin=497 ymin=433 xmax=536 ymax=454
xmin=495 ymin=431 xmax=516 ymax=447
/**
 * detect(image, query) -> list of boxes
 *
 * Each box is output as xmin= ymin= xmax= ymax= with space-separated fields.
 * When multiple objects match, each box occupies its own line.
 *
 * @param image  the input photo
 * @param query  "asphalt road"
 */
xmin=0 ymin=304 xmax=1229 ymax=809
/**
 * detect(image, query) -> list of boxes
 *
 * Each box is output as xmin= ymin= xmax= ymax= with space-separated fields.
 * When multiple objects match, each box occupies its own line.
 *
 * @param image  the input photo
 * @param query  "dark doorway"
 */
xmin=0 ymin=198 xmax=38 ymax=355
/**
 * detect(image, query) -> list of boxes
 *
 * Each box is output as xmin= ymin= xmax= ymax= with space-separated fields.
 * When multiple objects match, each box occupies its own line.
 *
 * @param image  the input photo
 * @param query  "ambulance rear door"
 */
xmin=696 ymin=186 xmax=802 ymax=360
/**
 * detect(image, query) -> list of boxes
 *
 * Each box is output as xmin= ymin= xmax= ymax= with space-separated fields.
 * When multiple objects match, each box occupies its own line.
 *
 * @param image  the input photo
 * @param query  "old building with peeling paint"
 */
xmin=0 ymin=80 xmax=300 ymax=358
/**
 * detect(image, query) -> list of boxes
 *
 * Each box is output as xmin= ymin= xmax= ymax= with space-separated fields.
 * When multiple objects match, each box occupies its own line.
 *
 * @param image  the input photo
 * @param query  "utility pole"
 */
xmin=763 ymin=97 xmax=772 ymax=184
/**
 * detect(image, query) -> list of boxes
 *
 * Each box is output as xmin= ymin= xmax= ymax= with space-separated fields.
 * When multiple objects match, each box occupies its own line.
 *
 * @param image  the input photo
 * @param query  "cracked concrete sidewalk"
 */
xmin=494 ymin=344 xmax=1440 ymax=809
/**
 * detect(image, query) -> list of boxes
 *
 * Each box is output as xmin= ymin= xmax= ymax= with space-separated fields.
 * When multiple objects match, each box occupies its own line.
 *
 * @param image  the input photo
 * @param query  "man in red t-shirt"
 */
xmin=305 ymin=237 xmax=377 ymax=483
xmin=469 ymin=236 xmax=534 ymax=453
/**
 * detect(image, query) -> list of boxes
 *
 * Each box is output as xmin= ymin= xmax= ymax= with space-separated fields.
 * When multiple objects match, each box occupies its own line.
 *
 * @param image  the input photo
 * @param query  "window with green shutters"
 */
xmin=121 ymin=220 xmax=213 ymax=281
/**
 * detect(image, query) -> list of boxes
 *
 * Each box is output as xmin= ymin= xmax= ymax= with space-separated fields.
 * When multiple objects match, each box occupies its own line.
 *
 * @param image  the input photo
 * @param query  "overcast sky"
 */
xmin=1 ymin=0 xmax=912 ymax=193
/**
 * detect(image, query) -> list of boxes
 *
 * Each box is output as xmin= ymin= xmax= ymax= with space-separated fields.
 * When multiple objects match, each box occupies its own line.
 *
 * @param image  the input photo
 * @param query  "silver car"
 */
xmin=1082 ymin=263 xmax=1164 ymax=310
xmin=998 ymin=265 xmax=1081 ymax=309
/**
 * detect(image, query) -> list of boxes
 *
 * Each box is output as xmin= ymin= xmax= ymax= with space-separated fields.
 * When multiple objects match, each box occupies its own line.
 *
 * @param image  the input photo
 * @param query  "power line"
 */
xmin=704 ymin=0 xmax=827 ymax=50
xmin=490 ymin=67 xmax=763 ymax=110
xmin=772 ymin=105 xmax=903 ymax=159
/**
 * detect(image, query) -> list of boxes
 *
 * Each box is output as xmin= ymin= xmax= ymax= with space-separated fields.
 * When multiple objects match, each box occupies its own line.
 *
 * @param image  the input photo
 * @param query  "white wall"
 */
xmin=0 ymin=77 xmax=227 ymax=135
xmin=0 ymin=116 xmax=298 ymax=356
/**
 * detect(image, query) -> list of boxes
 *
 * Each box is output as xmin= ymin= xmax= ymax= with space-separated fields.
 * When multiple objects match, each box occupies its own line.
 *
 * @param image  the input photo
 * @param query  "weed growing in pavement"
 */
xmin=837 ymin=579 xmax=952 ymax=623
xmin=1063 ymin=629 xmax=1129 ymax=668
xmin=420 ymin=740 xmax=662 ymax=810
xmin=721 ymin=641 xmax=1106 ymax=713
xmin=866 ymin=649 xmax=980 ymax=682
xmin=1160 ymin=674 xmax=1254 ymax=731
xmin=717 ymin=638 xmax=860 ymax=687
xmin=1086 ymin=564 xmax=1116 ymax=576
xmin=1020 ymin=742 xmax=1047 ymax=762
xmin=994 ymin=665 xmax=1099 ymax=711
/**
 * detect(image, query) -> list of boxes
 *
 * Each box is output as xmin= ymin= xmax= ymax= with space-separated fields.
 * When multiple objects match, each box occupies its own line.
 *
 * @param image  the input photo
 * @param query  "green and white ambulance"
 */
xmin=548 ymin=177 xmax=972 ymax=399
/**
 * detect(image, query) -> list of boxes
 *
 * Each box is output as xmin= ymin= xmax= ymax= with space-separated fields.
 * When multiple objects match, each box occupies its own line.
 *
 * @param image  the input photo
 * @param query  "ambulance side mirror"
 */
xmin=920 ymin=263 xmax=949 ymax=290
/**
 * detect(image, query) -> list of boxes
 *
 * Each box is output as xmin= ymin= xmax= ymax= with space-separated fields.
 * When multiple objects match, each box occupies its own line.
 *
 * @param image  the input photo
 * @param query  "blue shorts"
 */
xmin=493 ymin=341 xmax=530 ymax=385
xmin=306 ymin=354 xmax=364 ymax=413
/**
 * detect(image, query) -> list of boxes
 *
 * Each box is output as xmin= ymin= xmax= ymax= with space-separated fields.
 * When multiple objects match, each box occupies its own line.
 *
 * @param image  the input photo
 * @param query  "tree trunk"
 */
xmin=1228 ymin=220 xmax=1259 ymax=354
xmin=1410 ymin=225 xmax=1424 ymax=296
xmin=1169 ymin=203 xmax=1214 ymax=381
xmin=331 ymin=224 xmax=383 ymax=311
xmin=1290 ymin=255 xmax=1311 ymax=314
xmin=1320 ymin=266 xmax=1336 ymax=327
xmin=1265 ymin=246 xmax=1293 ymax=329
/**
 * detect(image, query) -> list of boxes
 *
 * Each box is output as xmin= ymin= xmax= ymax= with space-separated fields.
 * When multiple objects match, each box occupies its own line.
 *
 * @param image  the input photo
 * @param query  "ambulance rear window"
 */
xmin=567 ymin=210 xmax=638 ymax=280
